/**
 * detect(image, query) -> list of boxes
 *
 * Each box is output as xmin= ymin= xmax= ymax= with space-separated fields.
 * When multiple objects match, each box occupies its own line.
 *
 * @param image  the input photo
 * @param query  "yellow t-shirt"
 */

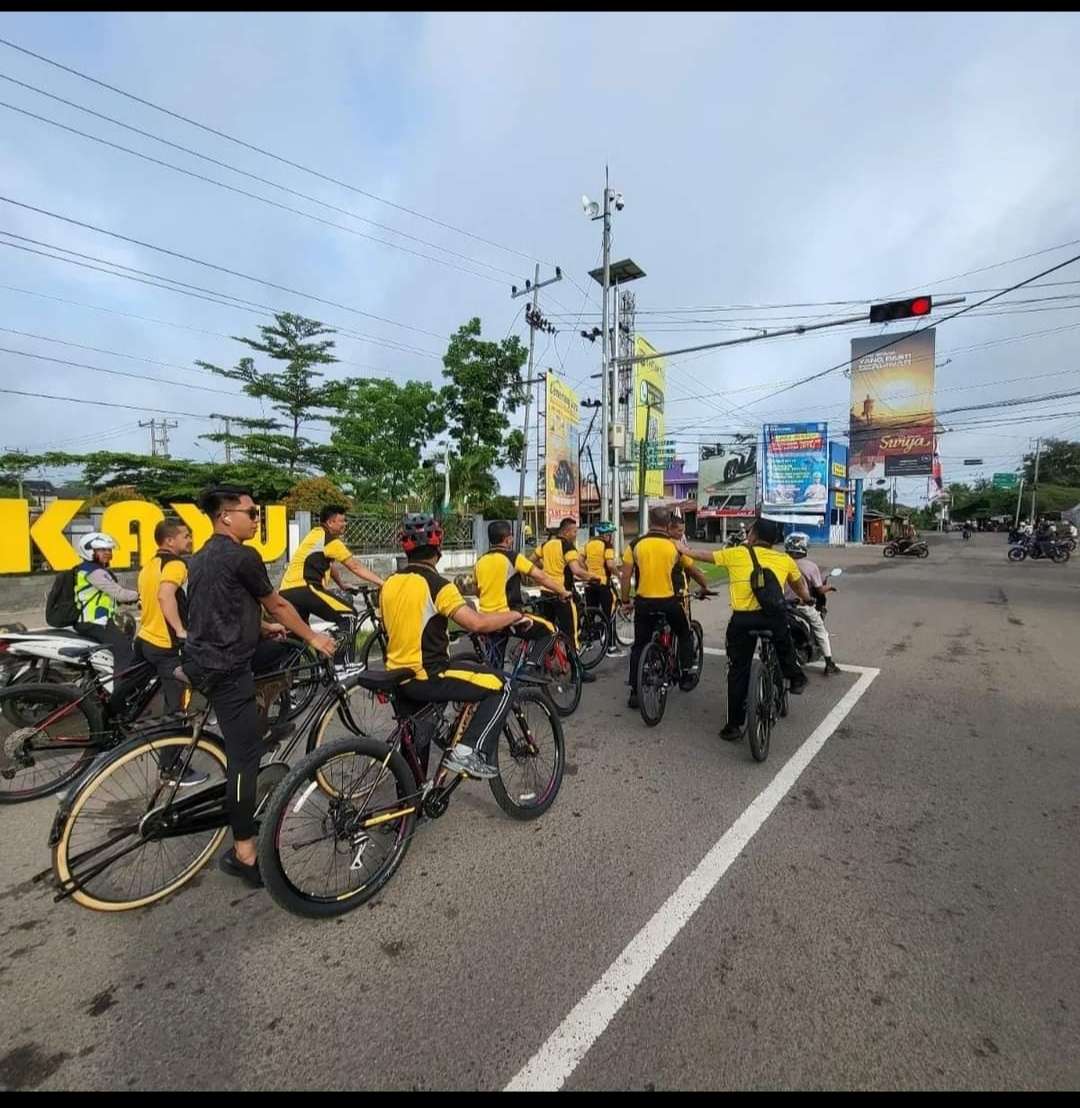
xmin=540 ymin=536 xmax=580 ymax=592
xmin=621 ymin=533 xmax=691 ymax=599
xmin=280 ymin=527 xmax=353 ymax=592
xmin=712 ymin=546 xmax=802 ymax=612
xmin=136 ymin=553 xmax=188 ymax=649
xmin=380 ymin=563 xmax=467 ymax=679
xmin=474 ymin=549 xmax=534 ymax=613
xmin=585 ymin=538 xmax=615 ymax=583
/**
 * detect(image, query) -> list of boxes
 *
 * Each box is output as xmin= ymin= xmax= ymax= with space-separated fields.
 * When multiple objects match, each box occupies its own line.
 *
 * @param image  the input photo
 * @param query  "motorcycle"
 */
xmin=786 ymin=568 xmax=842 ymax=666
xmin=0 ymin=627 xmax=115 ymax=688
xmin=883 ymin=539 xmax=929 ymax=559
xmin=1008 ymin=537 xmax=1070 ymax=564
xmin=962 ymin=527 xmax=972 ymax=541
xmin=721 ymin=441 xmax=757 ymax=485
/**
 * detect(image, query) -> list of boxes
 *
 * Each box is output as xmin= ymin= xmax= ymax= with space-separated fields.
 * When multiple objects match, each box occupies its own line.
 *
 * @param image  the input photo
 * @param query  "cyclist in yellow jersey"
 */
xmin=584 ymin=520 xmax=624 ymax=657
xmin=381 ymin=514 xmax=528 ymax=779
xmin=667 ymin=512 xmax=712 ymax=610
xmin=539 ymin=517 xmax=600 ymax=681
xmin=475 ymin=520 xmax=568 ymax=663
xmin=279 ymin=504 xmax=384 ymax=626
xmin=680 ymin=515 xmax=810 ymax=740
xmin=619 ymin=505 xmax=698 ymax=708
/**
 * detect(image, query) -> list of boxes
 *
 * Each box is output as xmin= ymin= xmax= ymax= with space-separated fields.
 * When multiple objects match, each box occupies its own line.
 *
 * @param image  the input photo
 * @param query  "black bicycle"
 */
xmin=256 ymin=664 xmax=564 ymax=918
xmin=43 ymin=658 xmax=391 ymax=911
xmin=744 ymin=629 xmax=789 ymax=763
xmin=634 ymin=595 xmax=707 ymax=727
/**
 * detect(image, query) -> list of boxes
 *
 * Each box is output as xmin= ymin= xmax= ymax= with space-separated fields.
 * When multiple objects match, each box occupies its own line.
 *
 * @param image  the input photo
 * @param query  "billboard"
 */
xmin=631 ymin=335 xmax=665 ymax=497
xmin=545 ymin=371 xmax=580 ymax=529
xmin=763 ymin=422 xmax=829 ymax=518
xmin=697 ymin=434 xmax=758 ymax=520
xmin=849 ymin=329 xmax=936 ymax=480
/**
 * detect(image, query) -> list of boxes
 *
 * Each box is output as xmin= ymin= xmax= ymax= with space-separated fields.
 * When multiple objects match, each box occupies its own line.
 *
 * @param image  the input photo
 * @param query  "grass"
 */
xmin=697 ymin=562 xmax=729 ymax=585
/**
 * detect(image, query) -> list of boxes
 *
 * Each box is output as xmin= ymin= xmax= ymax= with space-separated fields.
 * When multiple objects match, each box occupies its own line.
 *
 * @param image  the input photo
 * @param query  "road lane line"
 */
xmin=505 ymin=664 xmax=881 ymax=1091
xmin=702 ymin=646 xmax=876 ymax=676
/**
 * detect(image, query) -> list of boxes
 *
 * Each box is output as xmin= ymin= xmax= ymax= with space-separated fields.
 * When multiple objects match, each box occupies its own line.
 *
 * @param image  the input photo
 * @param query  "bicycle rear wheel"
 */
xmin=745 ymin=657 xmax=772 ymax=762
xmin=578 ymin=607 xmax=609 ymax=671
xmin=52 ymin=734 xmax=228 ymax=911
xmin=360 ymin=628 xmax=386 ymax=670
xmin=542 ymin=633 xmax=582 ymax=717
xmin=614 ymin=604 xmax=633 ymax=648
xmin=489 ymin=688 xmax=564 ymax=820
xmin=0 ymin=683 xmax=105 ymax=803
xmin=680 ymin=621 xmax=705 ymax=692
xmin=257 ymin=736 xmax=417 ymax=918
xmin=279 ymin=640 xmax=321 ymax=721
xmin=637 ymin=640 xmax=668 ymax=726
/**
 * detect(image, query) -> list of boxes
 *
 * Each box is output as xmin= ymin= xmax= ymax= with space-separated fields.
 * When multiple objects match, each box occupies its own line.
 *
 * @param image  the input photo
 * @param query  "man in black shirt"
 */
xmin=185 ymin=486 xmax=335 ymax=888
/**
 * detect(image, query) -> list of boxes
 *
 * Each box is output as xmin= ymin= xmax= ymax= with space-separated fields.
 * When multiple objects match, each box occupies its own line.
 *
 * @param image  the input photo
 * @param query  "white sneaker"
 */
xmin=441 ymin=744 xmax=499 ymax=780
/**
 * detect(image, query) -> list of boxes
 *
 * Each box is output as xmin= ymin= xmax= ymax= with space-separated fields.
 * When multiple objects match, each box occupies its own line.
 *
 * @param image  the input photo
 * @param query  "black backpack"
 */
xmin=45 ymin=567 xmax=79 ymax=628
xmin=746 ymin=545 xmax=787 ymax=616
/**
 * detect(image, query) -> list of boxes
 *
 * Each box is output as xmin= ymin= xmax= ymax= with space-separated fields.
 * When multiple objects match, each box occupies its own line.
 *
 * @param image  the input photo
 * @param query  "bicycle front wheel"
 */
xmin=279 ymin=640 xmax=321 ymax=721
xmin=542 ymin=633 xmax=582 ymax=717
xmin=53 ymin=734 xmax=228 ymax=911
xmin=680 ymin=621 xmax=705 ymax=692
xmin=745 ymin=658 xmax=772 ymax=762
xmin=258 ymin=736 xmax=417 ymax=919
xmin=0 ymin=683 xmax=105 ymax=803
xmin=637 ymin=640 xmax=668 ymax=727
xmin=489 ymin=688 xmax=564 ymax=820
xmin=614 ymin=604 xmax=633 ymax=648
xmin=577 ymin=607 xmax=609 ymax=671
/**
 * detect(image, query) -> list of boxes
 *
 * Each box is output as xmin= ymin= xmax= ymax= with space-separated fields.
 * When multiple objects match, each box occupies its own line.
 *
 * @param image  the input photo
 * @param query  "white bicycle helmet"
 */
xmin=784 ymin=531 xmax=810 ymax=559
xmin=77 ymin=532 xmax=119 ymax=560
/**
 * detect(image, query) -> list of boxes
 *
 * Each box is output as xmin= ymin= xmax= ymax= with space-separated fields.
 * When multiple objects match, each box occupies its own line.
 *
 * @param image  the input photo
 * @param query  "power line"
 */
xmin=0 ymin=385 xmax=226 ymax=419
xmin=0 ymin=95 xmax=512 ymax=286
xmin=0 ymin=35 xmax=550 ymax=267
xmin=0 ymin=194 xmax=448 ymax=341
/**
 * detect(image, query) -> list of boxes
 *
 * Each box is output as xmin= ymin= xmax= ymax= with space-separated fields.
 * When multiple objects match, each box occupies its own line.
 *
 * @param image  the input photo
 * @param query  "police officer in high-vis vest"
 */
xmin=73 ymin=532 xmax=139 ymax=701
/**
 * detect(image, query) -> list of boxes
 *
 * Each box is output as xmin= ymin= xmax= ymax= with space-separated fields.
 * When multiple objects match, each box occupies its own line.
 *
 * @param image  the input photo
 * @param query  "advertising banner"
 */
xmin=697 ymin=434 xmax=758 ymax=520
xmin=631 ymin=335 xmax=665 ymax=497
xmin=763 ymin=423 xmax=829 ymax=519
xmin=829 ymin=442 xmax=849 ymax=511
xmin=849 ymin=328 xmax=935 ymax=480
xmin=545 ymin=371 xmax=580 ymax=529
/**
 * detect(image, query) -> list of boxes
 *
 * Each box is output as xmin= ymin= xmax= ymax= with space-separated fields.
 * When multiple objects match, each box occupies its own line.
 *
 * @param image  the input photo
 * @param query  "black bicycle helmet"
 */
xmin=400 ymin=512 xmax=444 ymax=553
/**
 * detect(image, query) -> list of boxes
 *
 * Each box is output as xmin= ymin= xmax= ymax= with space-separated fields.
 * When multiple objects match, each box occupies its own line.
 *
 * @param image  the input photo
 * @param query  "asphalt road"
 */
xmin=1 ymin=533 xmax=1078 ymax=1091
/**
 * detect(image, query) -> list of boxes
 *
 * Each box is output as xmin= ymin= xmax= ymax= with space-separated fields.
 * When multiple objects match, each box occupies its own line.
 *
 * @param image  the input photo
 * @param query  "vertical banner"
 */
xmin=849 ymin=329 xmax=935 ymax=480
xmin=763 ymin=422 xmax=829 ymax=521
xmin=632 ymin=335 xmax=665 ymax=497
xmin=545 ymin=371 xmax=580 ymax=529
xmin=828 ymin=442 xmax=849 ymax=512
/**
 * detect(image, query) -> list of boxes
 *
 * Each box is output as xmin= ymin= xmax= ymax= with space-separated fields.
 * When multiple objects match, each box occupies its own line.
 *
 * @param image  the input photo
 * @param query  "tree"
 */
xmin=440 ymin=318 xmax=527 ymax=501
xmin=328 ymin=378 xmax=446 ymax=504
xmin=197 ymin=312 xmax=342 ymax=475
xmin=283 ymin=476 xmax=353 ymax=513
xmin=1023 ymin=438 xmax=1080 ymax=486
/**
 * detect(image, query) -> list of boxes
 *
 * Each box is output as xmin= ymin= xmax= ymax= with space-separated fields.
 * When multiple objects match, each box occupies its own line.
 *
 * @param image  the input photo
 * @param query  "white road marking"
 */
xmin=505 ymin=664 xmax=881 ymax=1091
xmin=703 ymin=645 xmax=876 ymax=676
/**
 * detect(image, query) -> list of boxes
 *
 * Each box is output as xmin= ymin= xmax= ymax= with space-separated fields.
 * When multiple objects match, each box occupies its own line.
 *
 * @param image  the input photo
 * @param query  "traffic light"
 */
xmin=868 ymin=295 xmax=932 ymax=324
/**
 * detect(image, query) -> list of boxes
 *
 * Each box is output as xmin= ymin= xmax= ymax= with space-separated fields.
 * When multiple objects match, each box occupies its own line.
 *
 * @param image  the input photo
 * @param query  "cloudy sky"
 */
xmin=2 ymin=11 xmax=1080 ymax=503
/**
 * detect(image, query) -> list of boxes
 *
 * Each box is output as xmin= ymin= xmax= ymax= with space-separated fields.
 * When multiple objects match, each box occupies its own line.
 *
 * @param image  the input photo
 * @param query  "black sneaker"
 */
xmin=823 ymin=659 xmax=841 ymax=676
xmin=627 ymin=691 xmax=639 ymax=709
xmin=580 ymin=669 xmax=597 ymax=684
xmin=789 ymin=674 xmax=808 ymax=695
xmin=719 ymin=722 xmax=744 ymax=742
xmin=219 ymin=848 xmax=263 ymax=888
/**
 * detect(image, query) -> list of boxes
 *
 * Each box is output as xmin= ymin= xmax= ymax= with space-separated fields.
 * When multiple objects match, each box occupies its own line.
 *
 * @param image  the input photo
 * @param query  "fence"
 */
xmin=342 ymin=512 xmax=480 ymax=554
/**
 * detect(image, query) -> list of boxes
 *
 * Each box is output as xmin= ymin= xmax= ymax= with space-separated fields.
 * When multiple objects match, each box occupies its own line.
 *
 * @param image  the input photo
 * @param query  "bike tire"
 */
xmin=578 ymin=607 xmax=609 ymax=671
xmin=0 ymin=683 xmax=106 ymax=803
xmin=279 ymin=640 xmax=321 ymax=721
xmin=542 ymin=633 xmax=582 ymax=718
xmin=305 ymin=680 xmax=397 ymax=754
xmin=637 ymin=640 xmax=668 ymax=727
xmin=1052 ymin=547 xmax=1070 ymax=563
xmin=257 ymin=735 xmax=417 ymax=919
xmin=681 ymin=621 xmax=705 ymax=692
xmin=614 ymin=604 xmax=634 ymax=648
xmin=52 ymin=732 xmax=229 ymax=911
xmin=917 ymin=546 xmax=930 ymax=558
xmin=745 ymin=657 xmax=772 ymax=763
xmin=1008 ymin=546 xmax=1027 ymax=562
xmin=488 ymin=688 xmax=564 ymax=820
xmin=883 ymin=545 xmax=896 ymax=558
xmin=360 ymin=628 xmax=386 ymax=670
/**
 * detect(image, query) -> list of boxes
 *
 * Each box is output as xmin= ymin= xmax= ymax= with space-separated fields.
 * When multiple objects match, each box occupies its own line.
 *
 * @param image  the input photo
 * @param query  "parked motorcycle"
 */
xmin=883 ymin=539 xmax=929 ymax=559
xmin=0 ymin=627 xmax=114 ymax=687
xmin=786 ymin=568 xmax=842 ymax=666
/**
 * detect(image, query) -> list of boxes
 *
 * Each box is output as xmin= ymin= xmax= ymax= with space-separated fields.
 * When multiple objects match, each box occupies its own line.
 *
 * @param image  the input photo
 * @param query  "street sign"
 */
xmin=962 ymin=458 xmax=983 ymax=465
xmin=992 ymin=472 xmax=1018 ymax=489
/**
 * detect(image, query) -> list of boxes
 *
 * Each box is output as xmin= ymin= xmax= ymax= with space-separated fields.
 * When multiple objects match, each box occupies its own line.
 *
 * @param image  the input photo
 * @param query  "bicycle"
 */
xmin=574 ymin=583 xmax=610 ymax=670
xmin=43 ymin=656 xmax=390 ymax=912
xmin=744 ymin=628 xmax=789 ymax=763
xmin=520 ymin=598 xmax=583 ymax=717
xmin=256 ymin=661 xmax=564 ymax=919
xmin=633 ymin=594 xmax=708 ymax=727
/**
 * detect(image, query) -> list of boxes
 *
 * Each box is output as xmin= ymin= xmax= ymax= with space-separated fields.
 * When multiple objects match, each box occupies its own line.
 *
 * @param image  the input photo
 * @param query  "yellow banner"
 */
xmin=633 ymin=335 xmax=665 ymax=497
xmin=545 ymin=372 xmax=580 ymax=529
xmin=0 ymin=499 xmax=287 ymax=575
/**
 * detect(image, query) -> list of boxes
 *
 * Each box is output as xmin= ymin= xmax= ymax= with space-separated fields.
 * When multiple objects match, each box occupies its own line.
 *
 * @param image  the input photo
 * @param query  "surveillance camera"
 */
xmin=511 ymin=285 xmax=518 ymax=296
xmin=555 ymin=265 xmax=562 ymax=279
xmin=614 ymin=192 xmax=625 ymax=211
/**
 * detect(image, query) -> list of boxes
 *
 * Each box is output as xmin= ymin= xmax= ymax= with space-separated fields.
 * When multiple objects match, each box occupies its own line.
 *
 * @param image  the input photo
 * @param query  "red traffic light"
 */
xmin=869 ymin=295 xmax=933 ymax=323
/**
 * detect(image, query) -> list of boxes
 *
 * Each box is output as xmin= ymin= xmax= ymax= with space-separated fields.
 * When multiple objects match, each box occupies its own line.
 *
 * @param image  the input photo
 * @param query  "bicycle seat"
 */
xmin=352 ymin=668 xmax=414 ymax=693
xmin=747 ymin=629 xmax=773 ymax=640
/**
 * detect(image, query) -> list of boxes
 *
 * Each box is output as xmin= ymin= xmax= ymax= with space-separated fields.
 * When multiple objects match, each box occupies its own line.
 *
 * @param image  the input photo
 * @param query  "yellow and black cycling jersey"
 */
xmin=136 ymin=551 xmax=188 ymax=649
xmin=474 ymin=547 xmax=535 ymax=613
xmin=540 ymin=536 xmax=580 ymax=593
xmin=711 ymin=545 xmax=802 ymax=612
xmin=279 ymin=526 xmax=353 ymax=592
xmin=380 ymin=563 xmax=468 ymax=679
xmin=585 ymin=538 xmax=615 ymax=584
xmin=622 ymin=531 xmax=693 ymax=599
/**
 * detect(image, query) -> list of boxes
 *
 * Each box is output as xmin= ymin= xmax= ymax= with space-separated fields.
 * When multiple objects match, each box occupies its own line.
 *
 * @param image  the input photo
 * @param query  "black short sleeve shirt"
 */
xmin=185 ymin=534 xmax=273 ymax=673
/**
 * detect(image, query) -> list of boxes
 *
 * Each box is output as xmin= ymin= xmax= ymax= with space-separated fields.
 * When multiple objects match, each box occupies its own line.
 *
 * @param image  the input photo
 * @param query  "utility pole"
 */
xmin=599 ymin=167 xmax=612 ymax=525
xmin=224 ymin=417 xmax=233 ymax=464
xmin=579 ymin=397 xmax=602 ymax=524
xmin=442 ymin=441 xmax=451 ymax=514
xmin=1030 ymin=437 xmax=1041 ymax=523
xmin=511 ymin=263 xmax=562 ymax=542
xmin=1014 ymin=477 xmax=1026 ymax=530
xmin=637 ymin=398 xmax=652 ymax=533
xmin=139 ymin=418 xmax=178 ymax=459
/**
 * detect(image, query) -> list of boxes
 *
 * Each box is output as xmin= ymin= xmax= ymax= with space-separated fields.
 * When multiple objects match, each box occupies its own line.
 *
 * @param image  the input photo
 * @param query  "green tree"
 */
xmin=1023 ymin=438 xmax=1080 ymax=486
xmin=863 ymin=488 xmax=890 ymax=513
xmin=197 ymin=312 xmax=341 ymax=475
xmin=283 ymin=475 xmax=353 ymax=513
xmin=328 ymin=378 xmax=446 ymax=503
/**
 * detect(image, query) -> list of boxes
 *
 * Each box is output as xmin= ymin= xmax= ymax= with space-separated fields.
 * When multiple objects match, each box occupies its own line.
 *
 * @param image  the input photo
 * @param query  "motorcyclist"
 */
xmin=1034 ymin=517 xmax=1055 ymax=559
xmin=895 ymin=519 xmax=918 ymax=554
xmin=962 ymin=522 xmax=973 ymax=540
xmin=783 ymin=533 xmax=840 ymax=676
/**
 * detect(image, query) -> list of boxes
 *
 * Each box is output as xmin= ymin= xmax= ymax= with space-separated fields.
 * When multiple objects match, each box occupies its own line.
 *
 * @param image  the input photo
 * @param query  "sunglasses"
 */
xmin=224 ymin=507 xmax=261 ymax=521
